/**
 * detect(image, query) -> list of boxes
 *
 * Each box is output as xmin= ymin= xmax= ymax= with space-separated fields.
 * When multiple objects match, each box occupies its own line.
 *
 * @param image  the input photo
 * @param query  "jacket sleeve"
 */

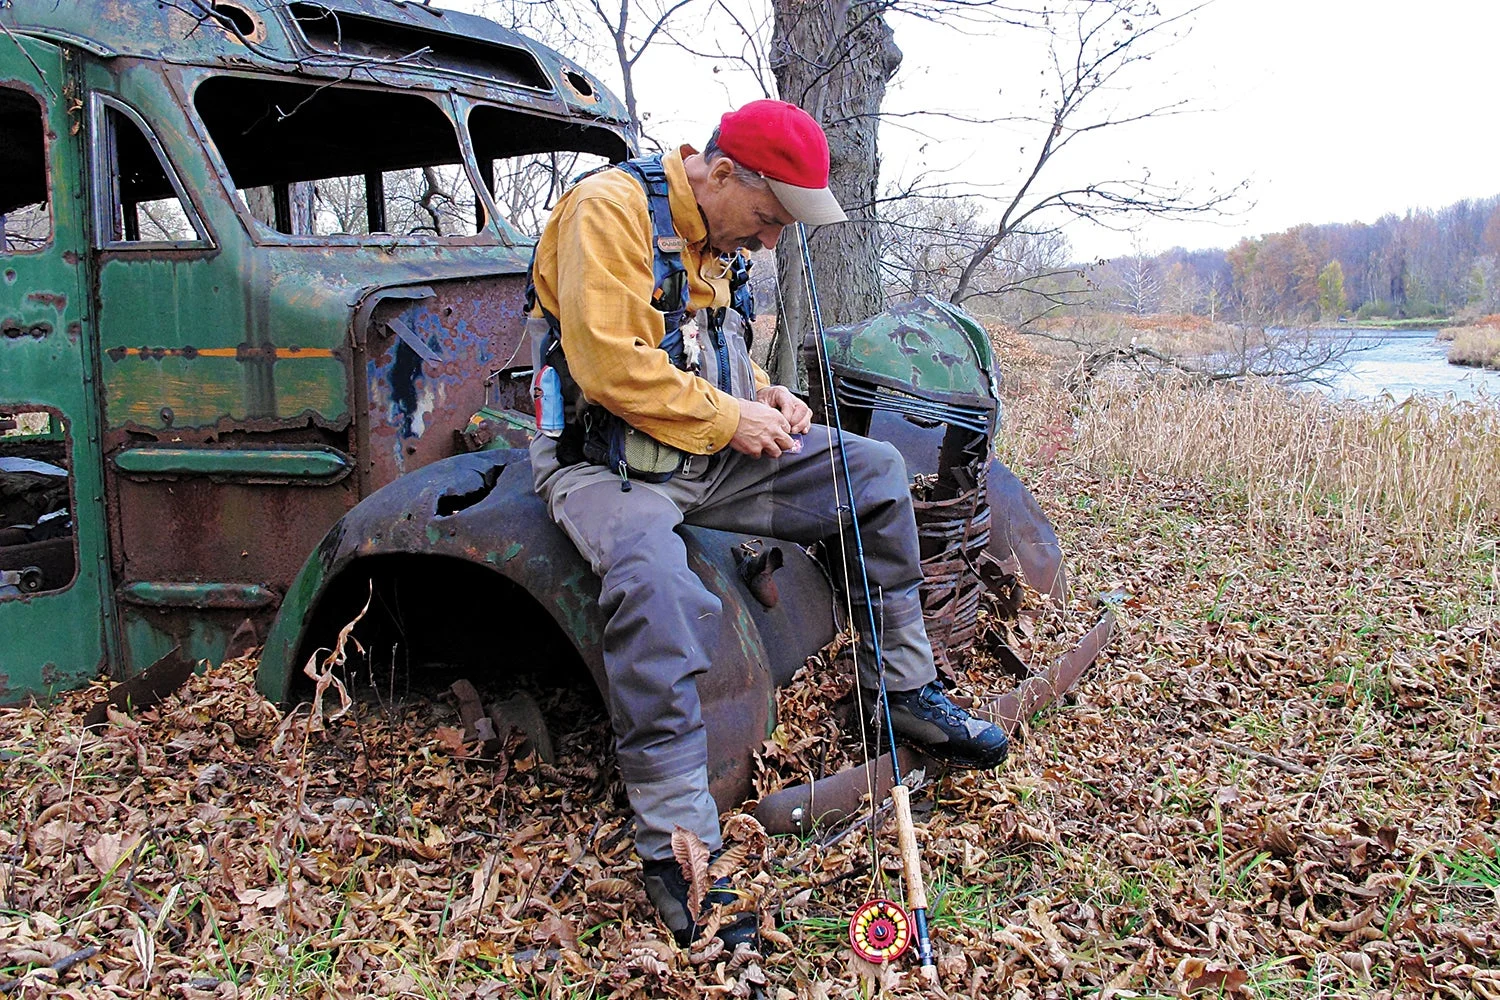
xmin=552 ymin=192 xmax=741 ymax=455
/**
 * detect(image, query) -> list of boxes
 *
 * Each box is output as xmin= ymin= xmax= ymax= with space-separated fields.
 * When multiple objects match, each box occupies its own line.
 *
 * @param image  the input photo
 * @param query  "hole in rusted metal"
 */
xmin=562 ymin=69 xmax=596 ymax=100
xmin=209 ymin=3 xmax=257 ymax=38
xmin=435 ymin=463 xmax=502 ymax=516
xmin=291 ymin=554 xmax=597 ymax=723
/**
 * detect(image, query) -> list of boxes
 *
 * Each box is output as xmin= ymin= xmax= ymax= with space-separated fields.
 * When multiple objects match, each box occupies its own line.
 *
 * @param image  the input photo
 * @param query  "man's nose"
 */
xmin=761 ymin=225 xmax=784 ymax=250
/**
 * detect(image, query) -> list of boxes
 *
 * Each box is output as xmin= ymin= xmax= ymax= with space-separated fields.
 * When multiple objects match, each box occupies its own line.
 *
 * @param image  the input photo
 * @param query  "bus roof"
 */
xmin=1 ymin=0 xmax=632 ymax=136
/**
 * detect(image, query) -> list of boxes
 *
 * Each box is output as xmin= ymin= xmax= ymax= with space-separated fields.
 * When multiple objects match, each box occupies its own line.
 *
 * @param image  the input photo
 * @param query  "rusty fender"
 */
xmin=255 ymin=449 xmax=836 ymax=810
xmin=754 ymin=610 xmax=1115 ymax=834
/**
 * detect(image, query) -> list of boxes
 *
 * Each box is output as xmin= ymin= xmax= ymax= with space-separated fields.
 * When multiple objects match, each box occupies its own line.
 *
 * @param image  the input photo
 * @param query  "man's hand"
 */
xmin=756 ymin=385 xmax=813 ymax=435
xmin=729 ymin=398 xmax=797 ymax=458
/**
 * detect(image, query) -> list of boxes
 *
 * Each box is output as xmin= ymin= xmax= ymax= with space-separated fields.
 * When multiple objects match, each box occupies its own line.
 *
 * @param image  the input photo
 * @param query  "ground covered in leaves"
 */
xmin=2 ymin=387 xmax=1498 ymax=998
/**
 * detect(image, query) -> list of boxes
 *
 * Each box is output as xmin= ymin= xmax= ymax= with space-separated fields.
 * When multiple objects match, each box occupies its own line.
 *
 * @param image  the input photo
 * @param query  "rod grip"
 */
xmin=890 ymin=784 xmax=928 ymax=912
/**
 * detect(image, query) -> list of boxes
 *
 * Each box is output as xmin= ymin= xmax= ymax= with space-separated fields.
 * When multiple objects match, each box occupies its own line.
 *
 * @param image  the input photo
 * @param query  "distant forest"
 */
xmin=1085 ymin=194 xmax=1500 ymax=323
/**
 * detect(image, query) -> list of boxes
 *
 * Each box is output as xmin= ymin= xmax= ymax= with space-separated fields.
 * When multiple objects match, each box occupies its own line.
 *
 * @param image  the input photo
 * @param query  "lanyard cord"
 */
xmin=775 ymin=237 xmax=881 ymax=892
xmin=793 ymin=225 xmax=938 ymax=980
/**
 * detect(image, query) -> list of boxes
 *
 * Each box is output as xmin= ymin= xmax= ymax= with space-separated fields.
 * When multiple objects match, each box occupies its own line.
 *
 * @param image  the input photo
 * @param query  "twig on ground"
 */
xmin=545 ymin=816 xmax=605 ymax=900
xmin=1210 ymin=737 xmax=1316 ymax=775
xmin=0 ymin=945 xmax=100 ymax=994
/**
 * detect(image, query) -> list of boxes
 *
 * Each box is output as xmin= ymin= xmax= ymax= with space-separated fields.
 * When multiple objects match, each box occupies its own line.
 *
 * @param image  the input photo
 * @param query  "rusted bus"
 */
xmin=0 ymin=0 xmax=633 ymax=699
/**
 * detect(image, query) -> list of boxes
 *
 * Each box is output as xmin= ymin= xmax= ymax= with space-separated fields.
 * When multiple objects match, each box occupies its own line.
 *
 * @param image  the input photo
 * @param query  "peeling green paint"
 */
xmin=548 ymin=562 xmax=602 ymax=653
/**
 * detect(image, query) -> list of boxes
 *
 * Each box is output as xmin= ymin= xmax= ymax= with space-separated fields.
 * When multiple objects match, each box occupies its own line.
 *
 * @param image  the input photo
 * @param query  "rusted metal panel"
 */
xmin=0 ymin=37 xmax=118 ymax=702
xmin=118 ymin=581 xmax=278 ymax=609
xmin=113 ymin=446 xmax=351 ymax=482
xmin=358 ymin=274 xmax=529 ymax=483
xmin=111 ymin=474 xmax=358 ymax=589
xmin=0 ymin=0 xmax=633 ymax=133
xmin=1 ymin=0 xmax=294 ymax=63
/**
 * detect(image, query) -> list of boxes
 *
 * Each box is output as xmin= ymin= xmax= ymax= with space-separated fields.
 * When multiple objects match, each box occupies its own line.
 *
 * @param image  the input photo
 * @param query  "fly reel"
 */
xmin=849 ymin=898 xmax=913 ymax=964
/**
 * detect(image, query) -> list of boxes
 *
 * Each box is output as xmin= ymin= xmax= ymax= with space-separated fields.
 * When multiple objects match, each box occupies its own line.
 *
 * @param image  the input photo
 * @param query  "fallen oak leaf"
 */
xmin=1339 ymin=951 xmax=1373 ymax=979
xmin=621 ymin=947 xmax=670 ymax=977
xmin=670 ymin=825 xmax=711 ymax=923
xmin=435 ymin=939 xmax=479 ymax=963
xmin=721 ymin=813 xmax=768 ymax=854
xmin=432 ymin=726 xmax=468 ymax=759
xmin=234 ymin=885 xmax=287 ymax=911
xmin=1177 ymin=956 xmax=1250 ymax=996
xmin=759 ymin=909 xmax=793 ymax=951
xmin=688 ymin=935 xmax=724 ymax=966
xmin=1319 ymin=904 xmax=1377 ymax=936
xmin=28 ymin=819 xmax=72 ymax=860
xmin=708 ymin=842 xmax=749 ymax=881
xmin=1186 ymin=966 xmax=1250 ymax=995
xmin=583 ymin=877 xmax=635 ymax=901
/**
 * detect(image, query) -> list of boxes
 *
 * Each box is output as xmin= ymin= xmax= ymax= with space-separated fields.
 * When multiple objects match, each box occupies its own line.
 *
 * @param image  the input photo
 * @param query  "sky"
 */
xmin=457 ymin=0 xmax=1500 ymax=261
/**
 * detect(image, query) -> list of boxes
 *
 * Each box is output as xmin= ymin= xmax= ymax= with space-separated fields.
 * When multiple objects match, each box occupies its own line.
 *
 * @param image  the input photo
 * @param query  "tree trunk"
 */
xmin=769 ymin=1 xmax=901 ymax=388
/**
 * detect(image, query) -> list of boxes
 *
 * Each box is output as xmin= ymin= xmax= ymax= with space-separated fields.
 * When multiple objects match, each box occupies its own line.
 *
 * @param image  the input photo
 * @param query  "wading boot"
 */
xmin=879 ymin=680 xmax=1009 ymax=769
xmin=641 ymin=857 xmax=760 ymax=951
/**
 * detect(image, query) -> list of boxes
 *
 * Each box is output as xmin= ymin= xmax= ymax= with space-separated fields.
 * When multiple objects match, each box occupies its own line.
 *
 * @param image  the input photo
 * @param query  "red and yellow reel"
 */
xmin=849 ymin=898 xmax=912 ymax=963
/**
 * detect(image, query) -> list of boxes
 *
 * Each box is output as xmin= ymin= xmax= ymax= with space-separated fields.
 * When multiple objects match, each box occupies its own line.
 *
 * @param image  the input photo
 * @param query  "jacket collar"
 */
xmin=663 ymin=146 xmax=709 ymax=250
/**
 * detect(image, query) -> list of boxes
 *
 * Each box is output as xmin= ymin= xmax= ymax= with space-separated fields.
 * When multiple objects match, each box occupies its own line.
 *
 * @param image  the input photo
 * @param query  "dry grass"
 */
xmin=998 ymin=380 xmax=1500 ymax=564
xmin=2 ymin=382 xmax=1497 ymax=997
xmin=1447 ymin=322 xmax=1500 ymax=369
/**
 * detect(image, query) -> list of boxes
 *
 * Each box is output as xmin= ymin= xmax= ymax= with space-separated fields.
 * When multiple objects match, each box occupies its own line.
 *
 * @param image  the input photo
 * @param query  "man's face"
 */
xmin=700 ymin=159 xmax=796 ymax=257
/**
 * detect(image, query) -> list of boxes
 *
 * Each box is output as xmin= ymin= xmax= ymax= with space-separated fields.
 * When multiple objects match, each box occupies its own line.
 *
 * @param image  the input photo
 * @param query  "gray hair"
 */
xmin=703 ymin=127 xmax=770 ymax=190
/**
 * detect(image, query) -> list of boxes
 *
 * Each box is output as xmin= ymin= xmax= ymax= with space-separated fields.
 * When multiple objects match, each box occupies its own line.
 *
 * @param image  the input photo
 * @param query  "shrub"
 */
xmin=1447 ymin=323 xmax=1500 ymax=369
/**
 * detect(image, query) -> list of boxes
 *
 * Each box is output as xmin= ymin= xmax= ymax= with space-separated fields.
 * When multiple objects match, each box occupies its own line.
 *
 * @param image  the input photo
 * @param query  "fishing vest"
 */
xmin=526 ymin=154 xmax=759 ymax=487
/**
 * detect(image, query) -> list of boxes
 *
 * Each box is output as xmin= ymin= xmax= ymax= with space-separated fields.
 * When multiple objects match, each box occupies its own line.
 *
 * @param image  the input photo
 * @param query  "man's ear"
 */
xmin=707 ymin=156 xmax=737 ymax=189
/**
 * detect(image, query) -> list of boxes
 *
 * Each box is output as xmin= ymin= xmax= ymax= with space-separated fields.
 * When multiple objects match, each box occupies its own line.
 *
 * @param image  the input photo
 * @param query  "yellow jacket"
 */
xmin=529 ymin=147 xmax=767 ymax=456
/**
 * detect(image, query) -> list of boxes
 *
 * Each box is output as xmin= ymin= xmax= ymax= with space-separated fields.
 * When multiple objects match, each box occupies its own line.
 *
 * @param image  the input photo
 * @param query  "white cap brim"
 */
xmin=765 ymin=177 xmax=847 ymax=225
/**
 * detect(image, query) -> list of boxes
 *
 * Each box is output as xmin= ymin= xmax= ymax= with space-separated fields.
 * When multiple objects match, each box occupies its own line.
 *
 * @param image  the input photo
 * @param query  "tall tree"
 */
xmin=947 ymin=3 xmax=1236 ymax=304
xmin=768 ymin=1 xmax=903 ymax=384
xmin=584 ymin=0 xmax=699 ymax=143
xmin=1317 ymin=259 xmax=1347 ymax=321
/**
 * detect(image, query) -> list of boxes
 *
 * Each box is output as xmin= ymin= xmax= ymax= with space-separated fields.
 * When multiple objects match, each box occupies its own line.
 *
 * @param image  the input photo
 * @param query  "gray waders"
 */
xmin=531 ymin=427 xmax=938 ymax=861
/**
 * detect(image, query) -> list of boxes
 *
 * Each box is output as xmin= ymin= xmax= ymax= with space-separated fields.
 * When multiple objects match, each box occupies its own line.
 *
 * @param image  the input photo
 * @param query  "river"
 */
xmin=1314 ymin=329 xmax=1500 ymax=402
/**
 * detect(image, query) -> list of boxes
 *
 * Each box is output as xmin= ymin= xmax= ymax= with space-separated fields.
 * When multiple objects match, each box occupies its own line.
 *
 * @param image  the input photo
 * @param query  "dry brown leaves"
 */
xmin=3 ymin=399 xmax=1499 ymax=997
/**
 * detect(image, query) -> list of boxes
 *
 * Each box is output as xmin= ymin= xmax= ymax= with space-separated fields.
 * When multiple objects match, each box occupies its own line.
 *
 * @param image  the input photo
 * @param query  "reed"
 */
xmin=998 ymin=380 xmax=1500 ymax=560
xmin=1447 ymin=323 xmax=1500 ymax=369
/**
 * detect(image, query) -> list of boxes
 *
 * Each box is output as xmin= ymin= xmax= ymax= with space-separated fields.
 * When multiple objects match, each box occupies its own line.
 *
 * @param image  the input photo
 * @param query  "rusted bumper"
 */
xmin=754 ymin=610 xmax=1115 ymax=834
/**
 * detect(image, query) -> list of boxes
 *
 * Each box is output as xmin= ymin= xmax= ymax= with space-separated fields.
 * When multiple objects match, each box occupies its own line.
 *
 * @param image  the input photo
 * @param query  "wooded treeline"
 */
xmin=1080 ymin=195 xmax=1500 ymax=324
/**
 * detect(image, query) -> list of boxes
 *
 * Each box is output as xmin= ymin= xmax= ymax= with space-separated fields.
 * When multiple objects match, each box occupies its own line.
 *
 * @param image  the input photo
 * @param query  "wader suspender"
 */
xmin=525 ymin=154 xmax=756 ymax=484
